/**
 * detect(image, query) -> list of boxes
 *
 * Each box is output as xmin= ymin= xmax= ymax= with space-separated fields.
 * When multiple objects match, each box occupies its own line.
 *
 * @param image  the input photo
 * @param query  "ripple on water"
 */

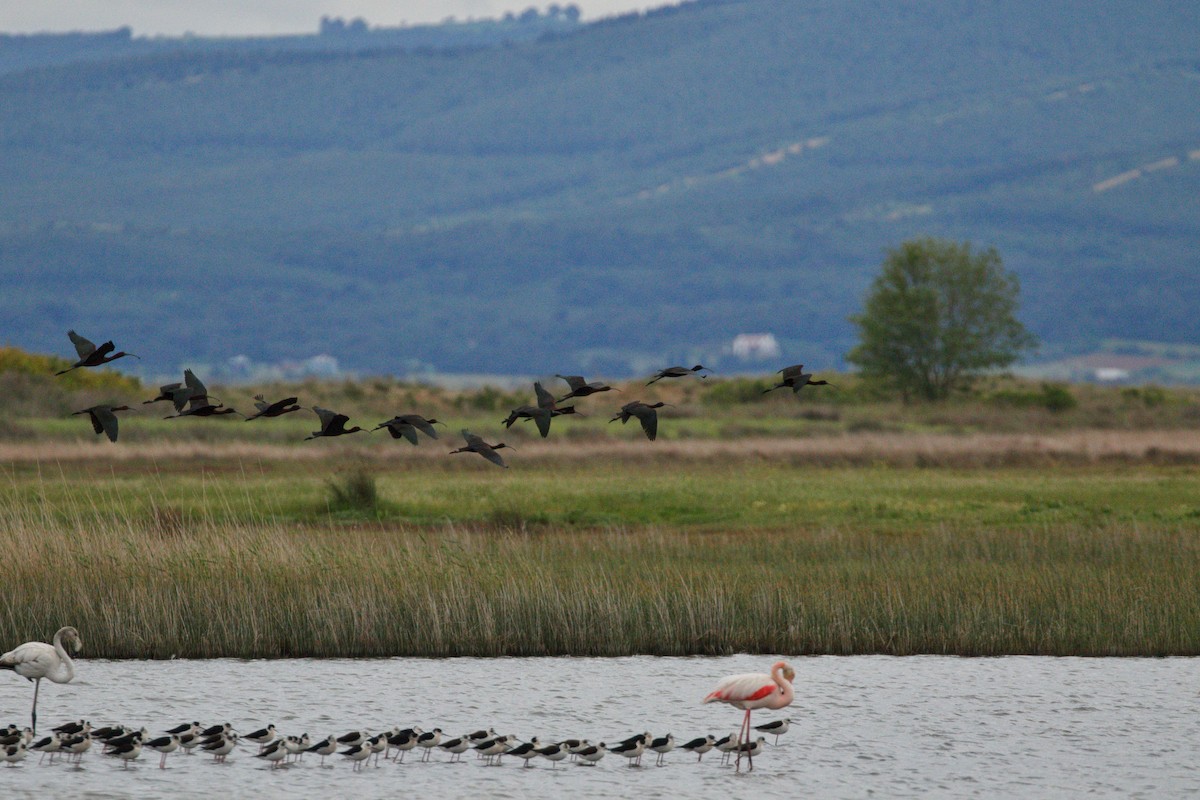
xmin=0 ymin=655 xmax=1198 ymax=799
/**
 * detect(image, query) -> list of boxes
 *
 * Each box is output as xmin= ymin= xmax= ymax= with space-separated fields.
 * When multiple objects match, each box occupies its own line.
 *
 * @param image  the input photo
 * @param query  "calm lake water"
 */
xmin=1 ymin=655 xmax=1197 ymax=798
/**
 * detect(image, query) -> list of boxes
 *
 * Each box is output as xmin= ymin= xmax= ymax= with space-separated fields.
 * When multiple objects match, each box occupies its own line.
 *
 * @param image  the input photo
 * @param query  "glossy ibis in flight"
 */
xmin=555 ymin=374 xmax=616 ymax=402
xmin=502 ymin=382 xmax=576 ymax=438
xmin=162 ymin=370 xmax=239 ymax=418
xmin=71 ymin=405 xmax=133 ymax=442
xmin=372 ymin=414 xmax=444 ymax=444
xmin=449 ymin=429 xmax=511 ymax=468
xmin=646 ymin=364 xmax=709 ymax=385
xmin=54 ymin=331 xmax=140 ymax=376
xmin=609 ymin=401 xmax=670 ymax=441
xmin=763 ymin=364 xmax=834 ymax=395
xmin=304 ymin=407 xmax=365 ymax=440
xmin=244 ymin=395 xmax=301 ymax=421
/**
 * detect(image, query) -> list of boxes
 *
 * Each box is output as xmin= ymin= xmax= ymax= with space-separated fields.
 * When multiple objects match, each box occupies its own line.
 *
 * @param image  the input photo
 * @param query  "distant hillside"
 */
xmin=1 ymin=0 xmax=1197 ymax=379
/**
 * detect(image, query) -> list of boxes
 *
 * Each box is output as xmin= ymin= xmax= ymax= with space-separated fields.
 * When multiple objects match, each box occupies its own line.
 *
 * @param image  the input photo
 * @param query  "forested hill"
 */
xmin=1 ymin=0 xmax=1197 ymax=378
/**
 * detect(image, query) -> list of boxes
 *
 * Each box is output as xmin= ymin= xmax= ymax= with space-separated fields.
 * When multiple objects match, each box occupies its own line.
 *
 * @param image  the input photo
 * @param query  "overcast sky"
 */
xmin=0 ymin=1 xmax=672 ymax=37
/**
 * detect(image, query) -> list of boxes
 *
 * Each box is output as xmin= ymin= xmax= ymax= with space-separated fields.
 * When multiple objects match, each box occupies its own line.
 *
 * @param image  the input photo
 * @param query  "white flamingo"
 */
xmin=702 ymin=659 xmax=795 ymax=772
xmin=0 ymin=626 xmax=82 ymax=735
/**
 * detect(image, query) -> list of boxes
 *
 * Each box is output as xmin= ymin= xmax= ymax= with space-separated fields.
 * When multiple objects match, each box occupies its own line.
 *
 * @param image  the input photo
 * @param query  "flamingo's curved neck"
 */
xmin=51 ymin=631 xmax=75 ymax=683
xmin=772 ymin=662 xmax=794 ymax=704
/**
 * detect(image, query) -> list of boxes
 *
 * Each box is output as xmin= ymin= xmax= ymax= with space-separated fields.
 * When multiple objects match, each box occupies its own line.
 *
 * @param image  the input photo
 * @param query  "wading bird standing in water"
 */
xmin=0 ymin=626 xmax=82 ymax=735
xmin=702 ymin=660 xmax=794 ymax=772
xmin=55 ymin=331 xmax=139 ymax=375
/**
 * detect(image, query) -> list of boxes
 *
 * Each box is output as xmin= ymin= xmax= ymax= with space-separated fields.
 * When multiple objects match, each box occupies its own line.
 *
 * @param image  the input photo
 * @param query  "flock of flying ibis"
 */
xmin=59 ymin=330 xmax=833 ymax=467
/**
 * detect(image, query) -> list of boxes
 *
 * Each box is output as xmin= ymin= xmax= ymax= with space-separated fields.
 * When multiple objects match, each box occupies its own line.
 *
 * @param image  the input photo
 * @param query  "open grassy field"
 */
xmin=2 ymin=440 xmax=1198 ymax=658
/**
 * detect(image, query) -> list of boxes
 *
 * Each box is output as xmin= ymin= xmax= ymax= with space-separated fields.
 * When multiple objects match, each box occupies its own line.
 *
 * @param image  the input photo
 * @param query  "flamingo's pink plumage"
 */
xmin=703 ymin=660 xmax=794 ymax=771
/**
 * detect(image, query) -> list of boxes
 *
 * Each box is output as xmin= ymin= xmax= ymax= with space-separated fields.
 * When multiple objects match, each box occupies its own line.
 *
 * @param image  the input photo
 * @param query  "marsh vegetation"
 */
xmin=3 ymin=453 xmax=1198 ymax=658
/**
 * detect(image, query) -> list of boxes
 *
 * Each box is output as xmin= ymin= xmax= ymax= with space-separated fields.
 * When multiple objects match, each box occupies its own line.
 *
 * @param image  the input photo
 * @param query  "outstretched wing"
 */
xmin=461 ymin=429 xmax=485 ymax=448
xmin=67 ymin=330 xmax=96 ymax=359
xmin=477 ymin=444 xmax=507 ymax=468
xmin=83 ymin=408 xmax=104 ymax=435
xmin=407 ymin=416 xmax=439 ymax=439
xmin=393 ymin=423 xmax=419 ymax=445
xmin=534 ymin=382 xmax=556 ymax=410
xmin=557 ymin=374 xmax=586 ymax=391
xmin=93 ymin=406 xmax=120 ymax=442
xmin=778 ymin=364 xmax=805 ymax=380
xmin=633 ymin=405 xmax=658 ymax=441
xmin=533 ymin=410 xmax=551 ymax=438
xmin=311 ymin=406 xmax=338 ymax=432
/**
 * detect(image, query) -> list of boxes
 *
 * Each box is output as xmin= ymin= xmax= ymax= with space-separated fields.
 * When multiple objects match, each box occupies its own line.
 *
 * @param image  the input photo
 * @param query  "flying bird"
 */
xmin=71 ymin=405 xmax=132 ymax=442
xmin=372 ymin=414 xmax=444 ymax=444
xmin=54 ymin=330 xmax=140 ymax=375
xmin=0 ymin=626 xmax=82 ymax=735
xmin=556 ymin=374 xmax=616 ymax=402
xmin=503 ymin=382 xmax=576 ymax=438
xmin=609 ymin=401 xmax=670 ymax=441
xmin=449 ymin=430 xmax=511 ymax=468
xmin=244 ymin=395 xmax=302 ymax=421
xmin=142 ymin=381 xmax=185 ymax=406
xmin=646 ymin=364 xmax=709 ymax=385
xmin=163 ymin=370 xmax=238 ymax=418
xmin=304 ymin=407 xmax=365 ymax=440
xmin=703 ymin=659 xmax=795 ymax=772
xmin=763 ymin=364 xmax=834 ymax=395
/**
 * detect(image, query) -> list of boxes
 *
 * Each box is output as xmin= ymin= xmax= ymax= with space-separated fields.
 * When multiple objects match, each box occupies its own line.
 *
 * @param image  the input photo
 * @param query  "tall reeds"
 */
xmin=2 ymin=485 xmax=1197 ymax=657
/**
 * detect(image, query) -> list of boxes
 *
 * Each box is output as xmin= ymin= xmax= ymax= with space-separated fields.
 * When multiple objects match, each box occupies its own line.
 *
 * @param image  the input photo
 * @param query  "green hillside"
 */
xmin=1 ymin=0 xmax=1197 ymax=377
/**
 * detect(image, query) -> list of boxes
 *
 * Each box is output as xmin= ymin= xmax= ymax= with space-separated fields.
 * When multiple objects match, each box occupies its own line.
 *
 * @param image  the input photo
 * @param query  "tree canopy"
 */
xmin=848 ymin=238 xmax=1037 ymax=401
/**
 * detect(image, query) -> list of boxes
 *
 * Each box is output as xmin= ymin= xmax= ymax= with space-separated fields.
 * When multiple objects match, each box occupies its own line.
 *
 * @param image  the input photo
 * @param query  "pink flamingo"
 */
xmin=702 ymin=660 xmax=795 ymax=772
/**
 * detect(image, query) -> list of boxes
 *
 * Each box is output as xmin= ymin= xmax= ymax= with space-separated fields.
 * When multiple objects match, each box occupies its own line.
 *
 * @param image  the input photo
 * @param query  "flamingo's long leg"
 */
xmin=31 ymin=678 xmax=41 ymax=735
xmin=735 ymin=709 xmax=751 ymax=772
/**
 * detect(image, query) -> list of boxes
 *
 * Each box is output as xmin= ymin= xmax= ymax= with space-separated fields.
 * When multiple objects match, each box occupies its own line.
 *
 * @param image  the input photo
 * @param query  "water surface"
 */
xmin=1 ymin=655 xmax=1197 ymax=798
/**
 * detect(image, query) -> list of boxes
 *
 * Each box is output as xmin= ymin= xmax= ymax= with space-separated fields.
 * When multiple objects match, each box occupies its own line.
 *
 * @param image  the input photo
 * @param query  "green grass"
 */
xmin=1 ymin=457 xmax=1198 ymax=658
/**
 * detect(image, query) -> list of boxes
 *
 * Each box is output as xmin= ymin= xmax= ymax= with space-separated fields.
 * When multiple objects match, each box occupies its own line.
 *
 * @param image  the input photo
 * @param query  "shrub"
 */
xmin=326 ymin=468 xmax=379 ymax=513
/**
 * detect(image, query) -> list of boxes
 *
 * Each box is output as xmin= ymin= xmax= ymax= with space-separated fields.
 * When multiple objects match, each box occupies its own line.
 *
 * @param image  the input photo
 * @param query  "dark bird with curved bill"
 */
xmin=142 ymin=381 xmax=184 ymax=406
xmin=503 ymin=382 xmax=576 ymax=438
xmin=162 ymin=370 xmax=238 ymax=418
xmin=449 ymin=429 xmax=511 ymax=468
xmin=646 ymin=364 xmax=710 ymax=385
xmin=764 ymin=364 xmax=834 ymax=395
xmin=372 ymin=414 xmax=444 ymax=444
xmin=556 ymin=374 xmax=617 ymax=402
xmin=610 ymin=401 xmax=670 ymax=441
xmin=504 ymin=381 xmax=578 ymax=438
xmin=55 ymin=330 xmax=140 ymax=375
xmin=72 ymin=405 xmax=133 ymax=442
xmin=304 ymin=407 xmax=365 ymax=440
xmin=245 ymin=395 xmax=302 ymax=421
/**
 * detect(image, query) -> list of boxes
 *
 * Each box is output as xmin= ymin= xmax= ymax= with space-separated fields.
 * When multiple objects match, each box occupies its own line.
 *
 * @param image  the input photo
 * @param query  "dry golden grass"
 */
xmin=4 ymin=428 xmax=1200 ymax=468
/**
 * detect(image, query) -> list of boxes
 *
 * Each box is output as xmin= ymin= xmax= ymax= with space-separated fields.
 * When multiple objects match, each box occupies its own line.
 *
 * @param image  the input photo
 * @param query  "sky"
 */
xmin=0 ymin=1 xmax=671 ymax=37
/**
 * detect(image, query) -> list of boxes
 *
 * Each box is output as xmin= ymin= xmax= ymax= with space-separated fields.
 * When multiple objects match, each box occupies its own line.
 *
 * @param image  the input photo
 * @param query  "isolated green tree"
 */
xmin=848 ymin=238 xmax=1037 ymax=401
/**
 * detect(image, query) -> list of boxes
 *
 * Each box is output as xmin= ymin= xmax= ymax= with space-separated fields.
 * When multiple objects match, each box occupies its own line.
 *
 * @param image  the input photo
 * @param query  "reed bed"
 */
xmin=2 ymin=461 xmax=1198 ymax=657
